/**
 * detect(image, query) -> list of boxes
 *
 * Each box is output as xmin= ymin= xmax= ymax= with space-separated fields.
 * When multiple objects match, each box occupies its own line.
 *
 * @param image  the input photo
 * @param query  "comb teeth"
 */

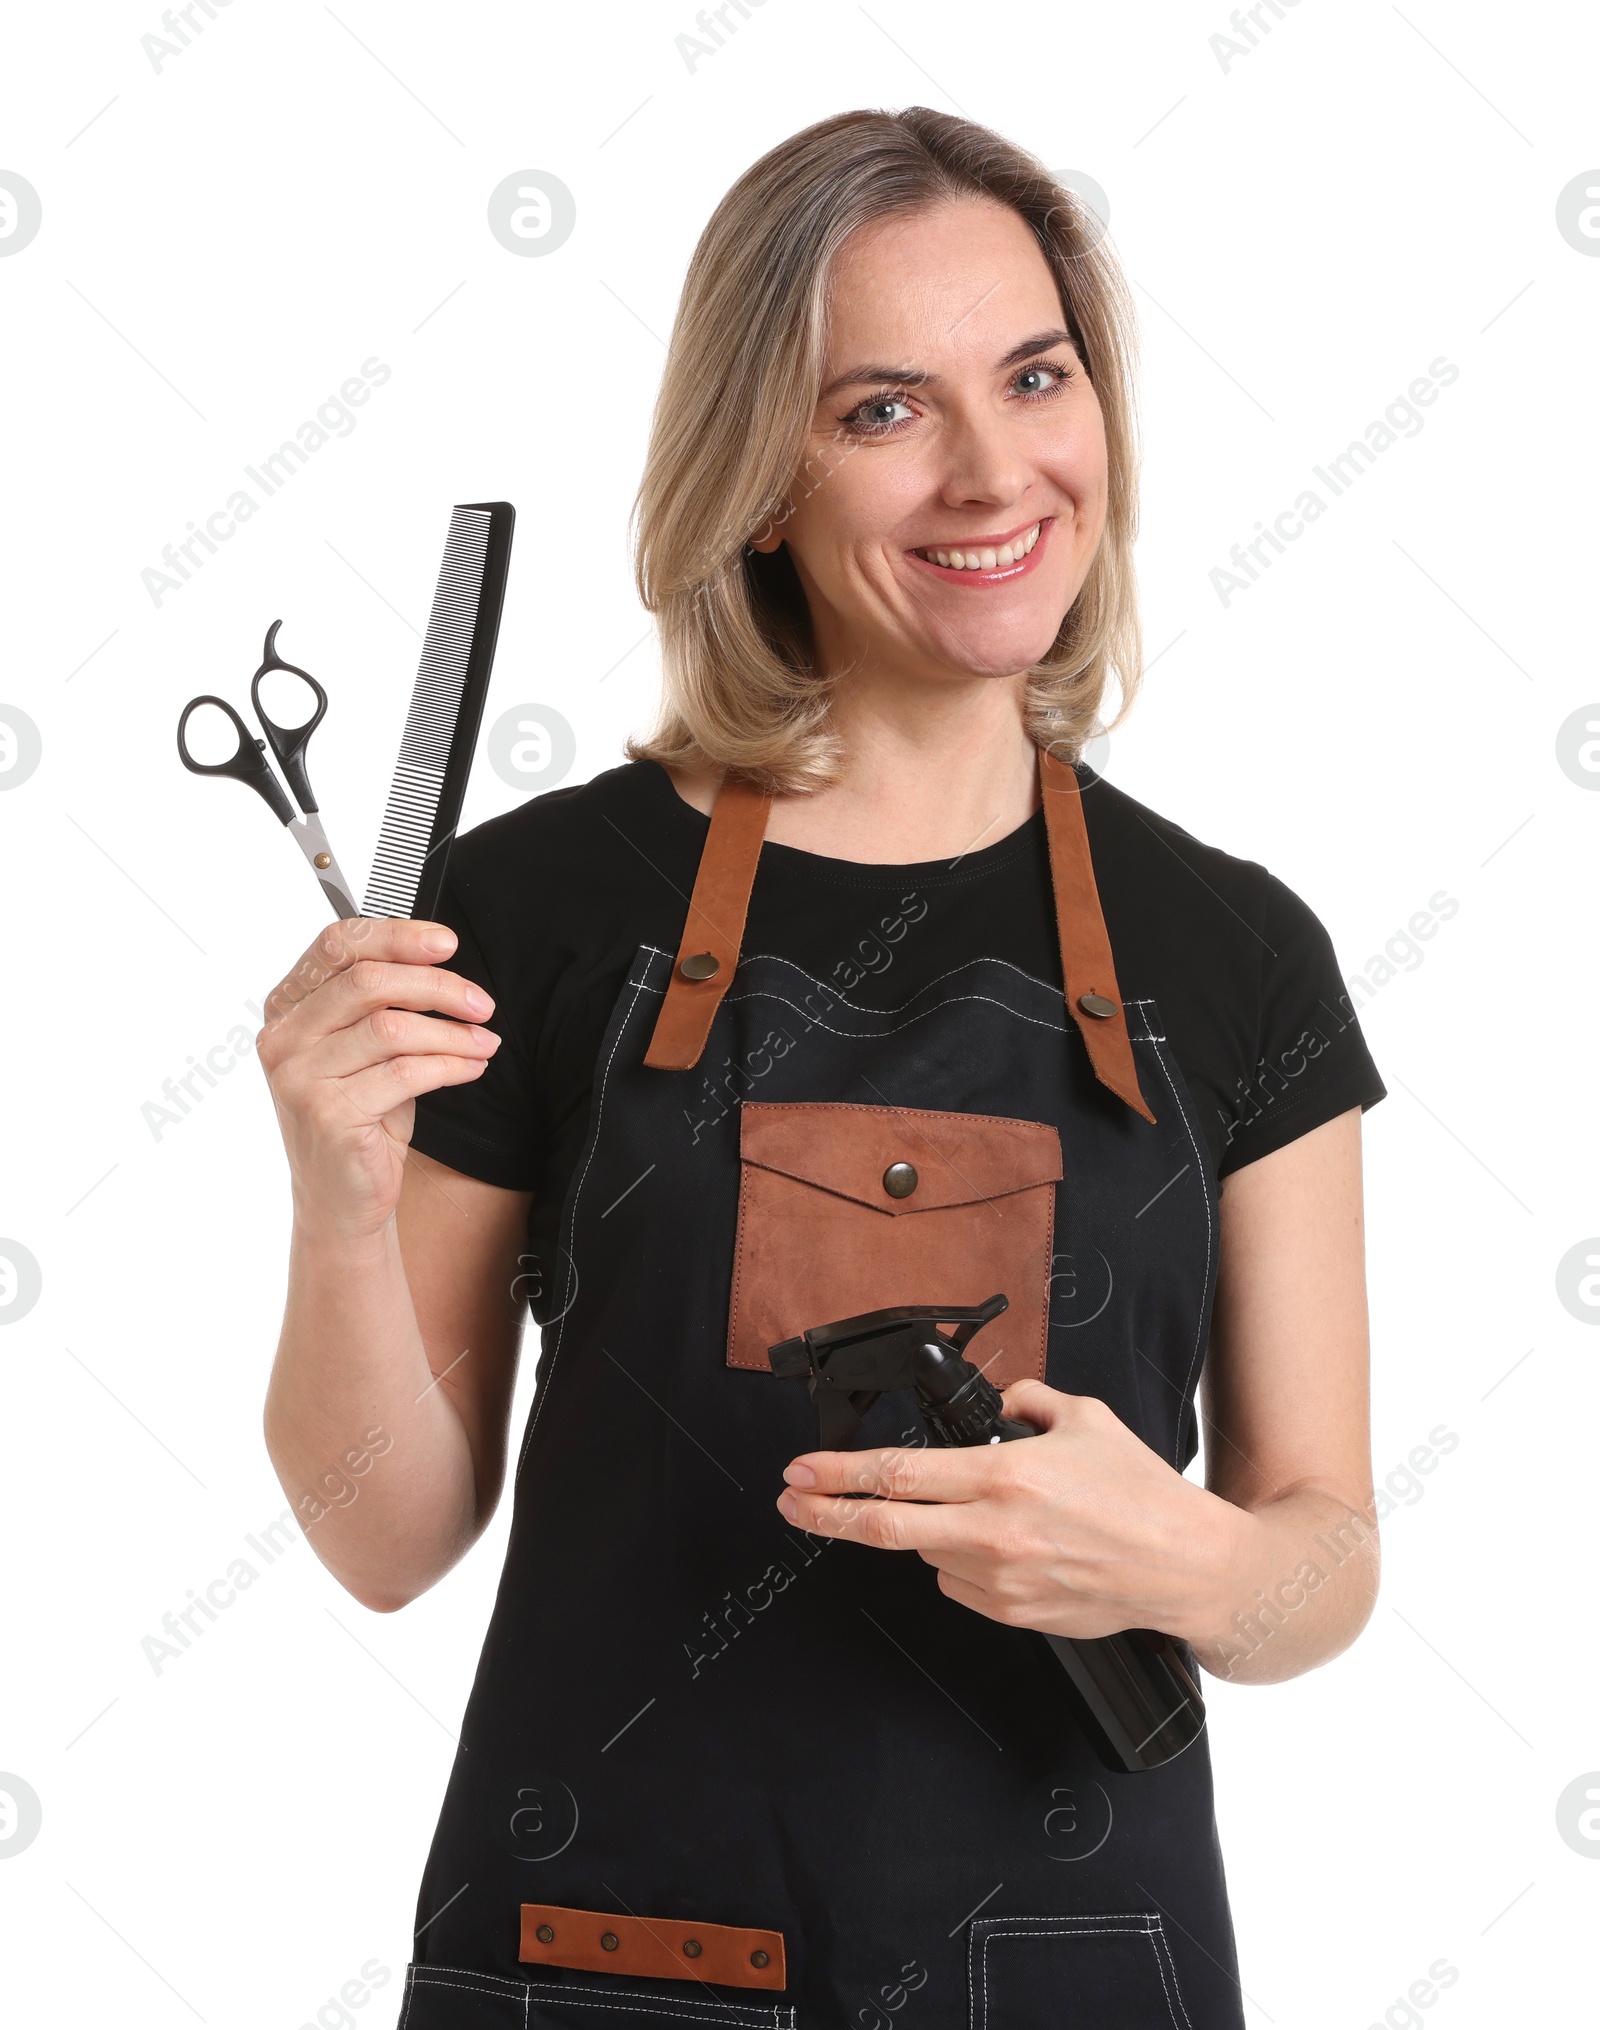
xmin=397 ymin=512 xmax=490 ymax=771
xmin=363 ymin=760 xmax=449 ymax=920
xmin=363 ymin=504 xmax=511 ymax=920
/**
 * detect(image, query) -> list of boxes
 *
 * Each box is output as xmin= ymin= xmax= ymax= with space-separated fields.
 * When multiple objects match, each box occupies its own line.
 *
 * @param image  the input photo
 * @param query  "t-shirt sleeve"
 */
xmin=1217 ymin=871 xmax=1387 ymax=1176
xmin=408 ymin=866 xmax=542 ymax=1192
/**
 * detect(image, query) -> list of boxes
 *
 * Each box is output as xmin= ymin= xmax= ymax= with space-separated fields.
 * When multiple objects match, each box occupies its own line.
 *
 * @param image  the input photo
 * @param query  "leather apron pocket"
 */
xmin=727 ymin=1101 xmax=1062 ymax=1385
xmin=968 ymin=1913 xmax=1191 ymax=2029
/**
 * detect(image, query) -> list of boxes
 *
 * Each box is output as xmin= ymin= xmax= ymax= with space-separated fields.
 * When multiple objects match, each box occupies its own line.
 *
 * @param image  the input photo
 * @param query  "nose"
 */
xmin=931 ymin=401 xmax=1033 ymax=515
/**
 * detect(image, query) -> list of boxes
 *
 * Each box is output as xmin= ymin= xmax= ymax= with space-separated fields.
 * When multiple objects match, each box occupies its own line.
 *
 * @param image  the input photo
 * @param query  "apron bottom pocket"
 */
xmin=398 ymin=1960 xmax=800 ymax=2029
xmin=968 ymin=1913 xmax=1191 ymax=2029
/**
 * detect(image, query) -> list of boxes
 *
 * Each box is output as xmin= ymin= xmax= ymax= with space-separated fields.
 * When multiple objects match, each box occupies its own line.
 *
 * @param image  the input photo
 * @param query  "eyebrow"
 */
xmin=817 ymin=327 xmax=1079 ymax=401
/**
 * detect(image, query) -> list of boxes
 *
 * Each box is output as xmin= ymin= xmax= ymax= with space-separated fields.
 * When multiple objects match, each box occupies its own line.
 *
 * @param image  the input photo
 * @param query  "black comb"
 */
xmin=363 ymin=500 xmax=515 ymax=921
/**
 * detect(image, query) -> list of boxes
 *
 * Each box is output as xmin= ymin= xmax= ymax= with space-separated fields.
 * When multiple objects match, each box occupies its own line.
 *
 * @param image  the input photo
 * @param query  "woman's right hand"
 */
xmin=256 ymin=917 xmax=501 ymax=1242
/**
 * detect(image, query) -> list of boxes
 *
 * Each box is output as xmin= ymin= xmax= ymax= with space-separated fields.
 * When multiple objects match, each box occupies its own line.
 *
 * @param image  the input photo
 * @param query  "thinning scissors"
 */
xmin=177 ymin=621 xmax=360 ymax=921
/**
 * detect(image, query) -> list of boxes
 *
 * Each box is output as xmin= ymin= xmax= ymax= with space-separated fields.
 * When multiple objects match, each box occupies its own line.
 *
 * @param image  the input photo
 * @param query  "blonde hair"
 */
xmin=626 ymin=106 xmax=1143 ymax=795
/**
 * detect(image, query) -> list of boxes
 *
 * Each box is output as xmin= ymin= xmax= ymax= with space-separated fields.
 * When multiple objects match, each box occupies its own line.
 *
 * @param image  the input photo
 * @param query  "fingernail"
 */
xmin=777 ymin=1491 xmax=799 ymax=1521
xmin=465 ymin=986 xmax=493 ymax=1016
xmin=782 ymin=1462 xmax=816 ymax=1487
xmin=421 ymin=928 xmax=456 ymax=956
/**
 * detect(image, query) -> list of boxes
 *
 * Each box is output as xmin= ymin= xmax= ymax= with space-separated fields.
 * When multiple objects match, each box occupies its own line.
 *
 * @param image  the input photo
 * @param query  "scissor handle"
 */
xmin=251 ymin=619 xmax=328 ymax=814
xmin=176 ymin=694 xmax=295 ymax=826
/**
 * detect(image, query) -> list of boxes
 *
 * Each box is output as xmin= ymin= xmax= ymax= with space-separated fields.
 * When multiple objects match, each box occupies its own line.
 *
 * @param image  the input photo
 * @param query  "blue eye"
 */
xmin=844 ymin=394 xmax=917 ymax=437
xmin=835 ymin=357 xmax=1075 ymax=441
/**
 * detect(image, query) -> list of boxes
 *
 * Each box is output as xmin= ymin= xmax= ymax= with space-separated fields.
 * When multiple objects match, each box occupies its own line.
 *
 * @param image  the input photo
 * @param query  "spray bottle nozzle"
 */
xmin=767 ymin=1293 xmax=1014 ymax=1450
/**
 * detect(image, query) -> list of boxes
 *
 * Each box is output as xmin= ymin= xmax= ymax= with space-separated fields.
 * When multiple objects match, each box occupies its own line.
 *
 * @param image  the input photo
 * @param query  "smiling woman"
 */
xmin=257 ymin=105 xmax=1387 ymax=2030
xmin=628 ymin=119 xmax=1141 ymax=797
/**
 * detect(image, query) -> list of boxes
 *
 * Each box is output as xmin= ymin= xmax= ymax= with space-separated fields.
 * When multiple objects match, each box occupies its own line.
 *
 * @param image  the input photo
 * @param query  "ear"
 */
xmin=746 ymin=512 xmax=788 ymax=556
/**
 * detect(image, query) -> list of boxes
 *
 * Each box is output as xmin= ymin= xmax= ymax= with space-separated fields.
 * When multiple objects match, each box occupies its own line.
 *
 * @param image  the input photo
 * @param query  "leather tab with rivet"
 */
xmin=520 ymin=1902 xmax=786 ymax=1989
xmin=1039 ymin=745 xmax=1156 ymax=1124
xmin=644 ymin=773 xmax=772 ymax=1072
xmin=646 ymin=749 xmax=1153 ymax=1124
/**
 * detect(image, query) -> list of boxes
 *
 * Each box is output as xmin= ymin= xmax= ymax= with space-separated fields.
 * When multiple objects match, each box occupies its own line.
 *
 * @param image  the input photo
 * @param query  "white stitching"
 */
xmin=405 ymin=1965 xmax=788 ymax=2027
xmin=524 ymin=1976 xmax=789 ymax=2015
xmin=516 ymin=963 xmax=654 ymax=1483
xmin=970 ymin=1915 xmax=1188 ymax=2030
xmin=1124 ymin=996 xmax=1169 ymax=1043
xmin=1135 ymin=1002 xmax=1217 ymax=1469
xmin=645 ymin=942 xmax=1146 ymax=1039
xmin=406 ymin=1967 xmax=525 ymax=1996
xmin=640 ymin=946 xmax=1152 ymax=1046
xmin=523 ymin=1984 xmax=785 ymax=2025
xmin=734 ymin=949 xmax=1066 ymax=1012
xmin=722 ymin=985 xmax=1075 ymax=1043
xmin=402 ymin=1971 xmax=518 ymax=2026
xmin=1148 ymin=1918 xmax=1195 ymax=2030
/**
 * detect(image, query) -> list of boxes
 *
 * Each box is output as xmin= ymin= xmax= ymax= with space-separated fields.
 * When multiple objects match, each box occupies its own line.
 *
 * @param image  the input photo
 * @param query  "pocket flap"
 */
xmin=740 ymin=1102 xmax=1063 ymax=1215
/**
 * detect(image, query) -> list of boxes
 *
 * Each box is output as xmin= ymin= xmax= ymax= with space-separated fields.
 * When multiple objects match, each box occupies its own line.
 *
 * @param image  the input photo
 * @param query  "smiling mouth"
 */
xmin=908 ymin=517 xmax=1052 ymax=581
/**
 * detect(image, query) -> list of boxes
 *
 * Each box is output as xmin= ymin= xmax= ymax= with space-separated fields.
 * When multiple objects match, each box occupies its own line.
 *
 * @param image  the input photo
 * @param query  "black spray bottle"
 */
xmin=768 ymin=1293 xmax=1207 ymax=1776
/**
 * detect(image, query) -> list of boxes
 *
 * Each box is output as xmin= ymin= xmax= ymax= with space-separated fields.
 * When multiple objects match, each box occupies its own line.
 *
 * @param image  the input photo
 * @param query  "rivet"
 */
xmin=601 ymin=1931 xmax=619 ymax=1951
xmin=1078 ymin=991 xmax=1118 ymax=1019
xmin=750 ymin=1950 xmax=770 ymax=1968
xmin=882 ymin=1161 xmax=918 ymax=1199
xmin=682 ymin=1939 xmax=702 ymax=1958
xmin=535 ymin=1924 xmax=554 ymax=1944
xmin=679 ymin=951 xmax=720 ymax=981
xmin=314 ymin=852 xmax=332 ymax=869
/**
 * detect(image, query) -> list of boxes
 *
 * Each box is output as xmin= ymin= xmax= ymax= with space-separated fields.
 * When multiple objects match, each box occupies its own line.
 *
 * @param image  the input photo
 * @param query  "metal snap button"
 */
xmin=679 ymin=951 xmax=720 ymax=980
xmin=882 ymin=1162 xmax=918 ymax=1198
xmin=750 ymin=1950 xmax=770 ymax=1968
xmin=1078 ymin=991 xmax=1118 ymax=1019
xmin=682 ymin=1940 xmax=702 ymax=1958
xmin=601 ymin=1932 xmax=620 ymax=1951
xmin=535 ymin=1924 xmax=554 ymax=1944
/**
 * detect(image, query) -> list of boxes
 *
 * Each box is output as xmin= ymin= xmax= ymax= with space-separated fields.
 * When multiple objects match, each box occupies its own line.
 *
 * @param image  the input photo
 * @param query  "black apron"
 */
xmin=398 ymin=750 xmax=1246 ymax=2030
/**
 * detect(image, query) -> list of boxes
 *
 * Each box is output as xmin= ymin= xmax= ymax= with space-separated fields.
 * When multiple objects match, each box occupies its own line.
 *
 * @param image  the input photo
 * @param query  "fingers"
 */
xmin=334 ymin=1049 xmax=498 ymax=1126
xmin=782 ymin=1443 xmax=988 ymax=1504
xmin=309 ymin=1007 xmax=500 ymax=1082
xmin=323 ymin=958 xmax=493 ymax=1035
xmin=777 ymin=1452 xmax=979 ymax=1554
xmin=260 ymin=919 xmax=465 ymax=1029
xmin=996 ymin=1378 xmax=1076 ymax=1432
xmin=778 ymin=1482 xmax=960 ymax=1554
xmin=259 ymin=926 xmax=496 ymax=1066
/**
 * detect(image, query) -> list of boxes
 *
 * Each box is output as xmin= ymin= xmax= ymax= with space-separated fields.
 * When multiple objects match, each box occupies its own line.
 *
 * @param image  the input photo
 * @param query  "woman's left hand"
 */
xmin=776 ymin=1379 xmax=1248 ymax=1645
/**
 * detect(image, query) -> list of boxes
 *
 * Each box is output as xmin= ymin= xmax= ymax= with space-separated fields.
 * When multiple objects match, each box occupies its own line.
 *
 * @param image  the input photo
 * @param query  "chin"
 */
xmin=939 ymin=620 xmax=1065 ymax=682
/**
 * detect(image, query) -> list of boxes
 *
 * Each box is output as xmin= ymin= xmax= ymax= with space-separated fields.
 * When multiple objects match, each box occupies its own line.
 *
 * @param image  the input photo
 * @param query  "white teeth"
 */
xmin=922 ymin=522 xmax=1040 ymax=570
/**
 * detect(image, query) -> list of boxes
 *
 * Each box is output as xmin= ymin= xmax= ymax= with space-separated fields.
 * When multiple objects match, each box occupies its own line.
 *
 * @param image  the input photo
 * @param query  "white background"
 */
xmin=1 ymin=2 xmax=1597 ymax=2025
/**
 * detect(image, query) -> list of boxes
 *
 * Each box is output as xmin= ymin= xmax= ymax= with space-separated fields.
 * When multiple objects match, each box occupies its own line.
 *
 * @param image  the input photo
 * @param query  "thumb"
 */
xmin=997 ymin=1377 xmax=1074 ymax=1432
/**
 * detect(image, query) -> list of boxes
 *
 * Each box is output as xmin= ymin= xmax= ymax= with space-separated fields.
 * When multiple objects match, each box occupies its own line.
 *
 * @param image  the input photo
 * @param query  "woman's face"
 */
xmin=752 ymin=197 xmax=1109 ymax=688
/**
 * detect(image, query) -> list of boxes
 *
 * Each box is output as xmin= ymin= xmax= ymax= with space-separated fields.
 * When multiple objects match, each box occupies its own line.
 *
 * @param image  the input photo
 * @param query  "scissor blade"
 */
xmin=288 ymin=814 xmax=360 ymax=922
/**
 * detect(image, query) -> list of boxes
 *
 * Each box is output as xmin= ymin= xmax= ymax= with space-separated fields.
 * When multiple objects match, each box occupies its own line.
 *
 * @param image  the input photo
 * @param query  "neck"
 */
xmin=766 ymin=671 xmax=1041 ymax=864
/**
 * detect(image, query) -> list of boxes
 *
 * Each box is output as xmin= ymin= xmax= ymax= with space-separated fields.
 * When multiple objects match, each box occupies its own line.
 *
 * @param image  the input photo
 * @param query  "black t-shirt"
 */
xmin=412 ymin=758 xmax=1386 ymax=1285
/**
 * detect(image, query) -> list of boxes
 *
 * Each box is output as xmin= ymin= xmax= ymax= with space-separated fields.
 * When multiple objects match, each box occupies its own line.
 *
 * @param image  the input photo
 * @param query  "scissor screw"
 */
xmin=314 ymin=852 xmax=332 ymax=868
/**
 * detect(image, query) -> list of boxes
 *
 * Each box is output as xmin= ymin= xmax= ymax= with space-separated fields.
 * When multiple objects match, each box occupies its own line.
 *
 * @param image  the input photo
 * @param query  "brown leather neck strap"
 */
xmin=1038 ymin=743 xmax=1155 ymax=1124
xmin=643 ymin=773 xmax=773 ymax=1071
xmin=644 ymin=750 xmax=1155 ymax=1124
